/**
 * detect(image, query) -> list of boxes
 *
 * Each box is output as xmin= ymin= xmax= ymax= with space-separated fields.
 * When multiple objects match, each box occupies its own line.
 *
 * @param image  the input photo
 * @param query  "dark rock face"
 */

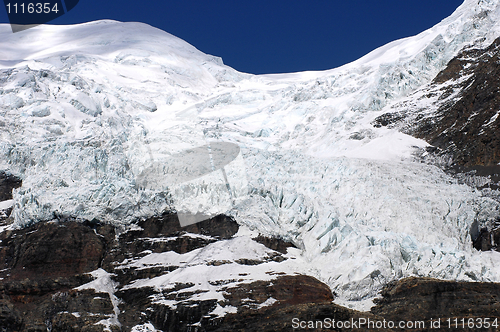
xmin=252 ymin=235 xmax=297 ymax=254
xmin=125 ymin=213 xmax=240 ymax=240
xmin=214 ymin=302 xmax=389 ymax=332
xmin=0 ymin=171 xmax=22 ymax=202
xmin=0 ymin=214 xmax=344 ymax=331
xmin=372 ymin=277 xmax=500 ymax=332
xmin=0 ymin=171 xmax=22 ymax=223
xmin=374 ymin=37 xmax=500 ymax=167
xmin=422 ymin=37 xmax=500 ymax=167
xmin=115 ymin=213 xmax=238 ymax=258
xmin=223 ymin=275 xmax=333 ymax=308
xmin=473 ymin=224 xmax=500 ymax=251
xmin=107 ymin=213 xmax=338 ymax=332
xmin=139 ymin=275 xmax=338 ymax=332
xmin=1 ymin=222 xmax=109 ymax=278
xmin=0 ymin=221 xmax=115 ymax=332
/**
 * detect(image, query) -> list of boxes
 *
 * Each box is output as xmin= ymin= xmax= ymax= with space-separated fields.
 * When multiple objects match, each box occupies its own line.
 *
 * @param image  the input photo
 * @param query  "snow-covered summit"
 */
xmin=2 ymin=0 xmax=500 ymax=309
xmin=0 ymin=19 xmax=228 ymax=73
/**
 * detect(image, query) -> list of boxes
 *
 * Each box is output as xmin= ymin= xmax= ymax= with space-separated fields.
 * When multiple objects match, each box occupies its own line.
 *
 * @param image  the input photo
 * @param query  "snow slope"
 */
xmin=2 ymin=0 xmax=500 ymax=309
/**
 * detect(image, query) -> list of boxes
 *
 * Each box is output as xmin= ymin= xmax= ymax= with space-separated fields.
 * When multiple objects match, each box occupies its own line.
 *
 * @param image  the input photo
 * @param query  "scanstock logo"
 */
xmin=3 ymin=0 xmax=79 ymax=32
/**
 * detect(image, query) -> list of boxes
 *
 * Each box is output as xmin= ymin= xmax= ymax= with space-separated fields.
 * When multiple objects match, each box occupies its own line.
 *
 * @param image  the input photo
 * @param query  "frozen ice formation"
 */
xmin=2 ymin=0 xmax=500 ymax=309
xmin=136 ymin=141 xmax=248 ymax=226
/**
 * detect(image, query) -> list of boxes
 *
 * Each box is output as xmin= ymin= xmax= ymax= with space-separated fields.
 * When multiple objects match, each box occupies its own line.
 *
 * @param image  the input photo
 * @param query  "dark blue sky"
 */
xmin=1 ymin=0 xmax=464 ymax=74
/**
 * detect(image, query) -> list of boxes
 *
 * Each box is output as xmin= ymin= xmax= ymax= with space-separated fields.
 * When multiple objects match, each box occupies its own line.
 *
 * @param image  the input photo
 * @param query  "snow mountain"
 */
xmin=2 ymin=0 xmax=500 ymax=328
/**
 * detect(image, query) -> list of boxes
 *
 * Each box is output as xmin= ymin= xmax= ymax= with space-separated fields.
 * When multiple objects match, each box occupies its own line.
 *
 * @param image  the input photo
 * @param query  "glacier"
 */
xmin=2 ymin=0 xmax=500 ymax=309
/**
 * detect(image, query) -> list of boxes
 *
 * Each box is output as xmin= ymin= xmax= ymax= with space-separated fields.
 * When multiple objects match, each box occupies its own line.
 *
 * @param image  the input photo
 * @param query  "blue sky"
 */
xmin=1 ymin=0 xmax=463 ymax=74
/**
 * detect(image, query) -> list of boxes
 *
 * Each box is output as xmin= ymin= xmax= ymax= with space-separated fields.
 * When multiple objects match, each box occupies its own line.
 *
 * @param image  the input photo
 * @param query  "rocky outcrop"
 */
xmin=0 ymin=171 xmax=21 ymax=223
xmin=0 ymin=221 xmax=115 ymax=331
xmin=374 ymin=37 xmax=500 ymax=168
xmin=0 ymin=171 xmax=22 ymax=202
xmin=107 ymin=214 xmax=333 ymax=331
xmin=222 ymin=275 xmax=333 ymax=308
xmin=371 ymin=277 xmax=500 ymax=332
xmin=252 ymin=235 xmax=297 ymax=254
xmin=208 ymin=275 xmax=389 ymax=332
xmin=0 ymin=214 xmax=342 ymax=331
xmin=0 ymin=221 xmax=111 ymax=278
xmin=214 ymin=302 xmax=389 ymax=332
xmin=422 ymin=37 xmax=500 ymax=167
xmin=473 ymin=223 xmax=500 ymax=251
xmin=131 ymin=274 xmax=340 ymax=332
